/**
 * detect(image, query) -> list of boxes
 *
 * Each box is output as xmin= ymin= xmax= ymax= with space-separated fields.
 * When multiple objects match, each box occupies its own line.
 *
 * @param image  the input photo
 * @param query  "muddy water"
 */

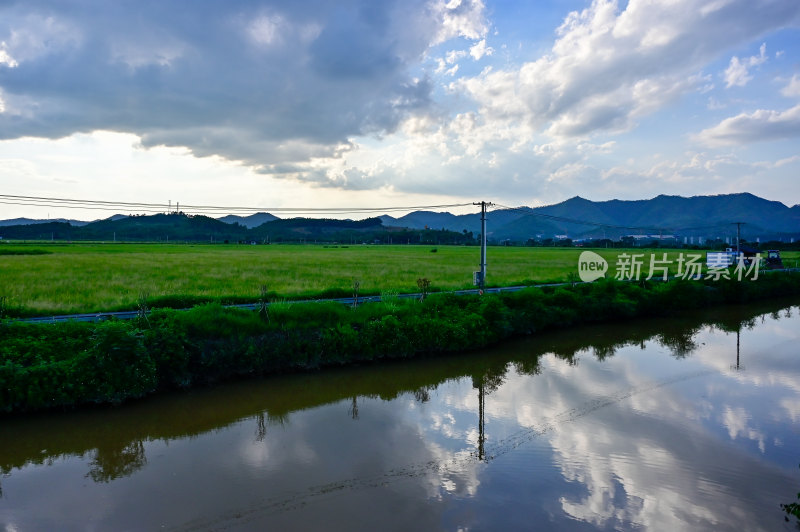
xmin=2 ymin=300 xmax=800 ymax=531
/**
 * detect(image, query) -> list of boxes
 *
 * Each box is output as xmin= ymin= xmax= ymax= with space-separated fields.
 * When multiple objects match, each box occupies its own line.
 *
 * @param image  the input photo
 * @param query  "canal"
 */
xmin=1 ymin=299 xmax=799 ymax=531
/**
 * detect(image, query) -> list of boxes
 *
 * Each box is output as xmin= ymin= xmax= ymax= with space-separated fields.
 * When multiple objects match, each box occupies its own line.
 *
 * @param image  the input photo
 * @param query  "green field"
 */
xmin=1 ymin=243 xmax=797 ymax=315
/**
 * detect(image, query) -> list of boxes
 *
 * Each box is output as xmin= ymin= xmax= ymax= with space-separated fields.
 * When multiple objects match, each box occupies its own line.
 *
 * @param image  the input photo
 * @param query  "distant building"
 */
xmin=622 ymin=234 xmax=677 ymax=246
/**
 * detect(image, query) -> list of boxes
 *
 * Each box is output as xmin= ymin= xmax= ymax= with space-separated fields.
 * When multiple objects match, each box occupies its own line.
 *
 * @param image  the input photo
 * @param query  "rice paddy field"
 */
xmin=1 ymin=242 xmax=798 ymax=316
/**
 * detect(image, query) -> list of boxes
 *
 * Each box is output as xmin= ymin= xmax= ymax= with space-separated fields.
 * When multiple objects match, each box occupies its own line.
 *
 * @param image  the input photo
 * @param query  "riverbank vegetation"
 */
xmin=1 ymin=243 xmax=798 ymax=317
xmin=2 ymin=272 xmax=800 ymax=414
xmin=1 ymin=298 xmax=792 ymax=482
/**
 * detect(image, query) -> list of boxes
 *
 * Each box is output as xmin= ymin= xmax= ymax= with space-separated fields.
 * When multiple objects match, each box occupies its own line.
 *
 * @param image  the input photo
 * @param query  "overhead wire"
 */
xmin=1 ymin=194 xmax=747 ymax=234
xmin=0 ymin=194 xmax=476 ymax=217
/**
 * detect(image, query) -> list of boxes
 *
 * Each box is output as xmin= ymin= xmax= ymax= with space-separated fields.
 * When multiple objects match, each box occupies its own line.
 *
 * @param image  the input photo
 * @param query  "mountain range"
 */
xmin=0 ymin=214 xmax=127 ymax=227
xmin=380 ymin=193 xmax=800 ymax=241
xmin=216 ymin=212 xmax=279 ymax=228
xmin=1 ymin=193 xmax=798 ymax=242
xmin=0 ymin=217 xmax=90 ymax=227
xmin=0 ymin=213 xmax=473 ymax=244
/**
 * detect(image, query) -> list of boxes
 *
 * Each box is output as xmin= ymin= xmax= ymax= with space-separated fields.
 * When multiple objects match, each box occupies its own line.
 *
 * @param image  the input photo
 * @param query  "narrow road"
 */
xmin=11 ymin=284 xmax=548 ymax=324
xmin=12 ymin=268 xmax=796 ymax=324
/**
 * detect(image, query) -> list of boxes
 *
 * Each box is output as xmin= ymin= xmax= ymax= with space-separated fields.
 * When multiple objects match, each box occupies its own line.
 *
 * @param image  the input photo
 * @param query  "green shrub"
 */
xmin=177 ymin=303 xmax=266 ymax=338
xmin=81 ymin=321 xmax=156 ymax=403
xmin=2 ymin=273 xmax=799 ymax=413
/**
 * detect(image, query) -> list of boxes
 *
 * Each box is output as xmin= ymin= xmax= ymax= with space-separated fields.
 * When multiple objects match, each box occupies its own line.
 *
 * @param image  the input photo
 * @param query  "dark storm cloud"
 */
xmin=0 ymin=0 xmax=460 ymax=167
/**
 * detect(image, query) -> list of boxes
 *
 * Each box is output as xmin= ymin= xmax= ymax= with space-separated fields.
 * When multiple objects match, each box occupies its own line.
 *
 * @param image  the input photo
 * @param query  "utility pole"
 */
xmin=481 ymin=202 xmax=487 ymax=289
xmin=473 ymin=201 xmax=493 ymax=289
xmin=733 ymin=222 xmax=744 ymax=256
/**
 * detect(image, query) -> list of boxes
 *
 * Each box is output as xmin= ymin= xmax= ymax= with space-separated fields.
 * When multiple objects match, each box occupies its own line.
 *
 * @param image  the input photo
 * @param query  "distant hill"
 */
xmin=0 ymin=214 xmax=127 ymax=227
xmin=0 ymin=213 xmax=473 ymax=245
xmin=217 ymin=212 xmax=279 ymax=228
xmin=382 ymin=193 xmax=800 ymax=241
xmin=387 ymin=210 xmax=461 ymax=230
xmin=0 ymin=217 xmax=89 ymax=227
xmin=79 ymin=213 xmax=241 ymax=241
xmin=0 ymin=221 xmax=73 ymax=240
xmin=0 ymin=214 xmax=242 ymax=242
xmin=1 ymin=193 xmax=798 ymax=243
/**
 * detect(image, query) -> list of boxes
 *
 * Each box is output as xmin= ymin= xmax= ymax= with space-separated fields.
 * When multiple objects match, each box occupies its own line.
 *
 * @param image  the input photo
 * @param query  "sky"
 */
xmin=1 ymin=0 xmax=799 ymax=221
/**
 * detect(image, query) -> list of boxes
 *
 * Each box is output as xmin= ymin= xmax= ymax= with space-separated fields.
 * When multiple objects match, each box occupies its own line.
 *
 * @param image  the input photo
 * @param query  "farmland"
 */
xmin=0 ymin=242 xmax=797 ymax=316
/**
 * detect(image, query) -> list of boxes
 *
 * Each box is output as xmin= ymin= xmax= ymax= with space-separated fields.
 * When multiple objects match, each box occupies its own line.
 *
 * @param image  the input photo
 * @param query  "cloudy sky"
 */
xmin=1 ymin=0 xmax=799 ymax=220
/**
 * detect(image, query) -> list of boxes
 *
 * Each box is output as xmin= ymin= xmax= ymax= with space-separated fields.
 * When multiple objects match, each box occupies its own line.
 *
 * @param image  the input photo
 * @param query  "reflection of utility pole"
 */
xmin=256 ymin=412 xmax=267 ymax=441
xmin=349 ymin=396 xmax=359 ymax=420
xmin=478 ymin=380 xmax=485 ymax=461
xmin=731 ymin=328 xmax=745 ymax=371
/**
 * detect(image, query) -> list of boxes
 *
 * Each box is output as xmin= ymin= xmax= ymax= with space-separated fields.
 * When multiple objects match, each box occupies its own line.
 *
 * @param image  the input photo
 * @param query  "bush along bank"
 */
xmin=2 ymin=273 xmax=800 ymax=414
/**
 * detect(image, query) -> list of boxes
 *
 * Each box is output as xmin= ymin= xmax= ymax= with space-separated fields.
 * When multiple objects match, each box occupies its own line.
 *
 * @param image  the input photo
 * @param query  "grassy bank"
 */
xmin=5 ymin=243 xmax=798 ymax=316
xmin=2 ymin=272 xmax=800 ymax=414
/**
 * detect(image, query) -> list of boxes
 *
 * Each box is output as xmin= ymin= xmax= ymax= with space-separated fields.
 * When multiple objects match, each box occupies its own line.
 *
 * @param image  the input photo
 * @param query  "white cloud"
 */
xmin=782 ymin=75 xmax=800 ymax=98
xmin=781 ymin=398 xmax=800 ymax=423
xmin=0 ymin=0 xmax=798 ymax=206
xmin=0 ymin=46 xmax=18 ymax=68
xmin=695 ymin=104 xmax=800 ymax=146
xmin=455 ymin=1 xmax=800 ymax=140
xmin=468 ymin=39 xmax=493 ymax=60
xmin=707 ymin=97 xmax=726 ymax=110
xmin=471 ymin=320 xmax=800 ymax=532
xmin=0 ymin=13 xmax=82 ymax=65
xmin=247 ymin=14 xmax=285 ymax=46
xmin=0 ymin=130 xmax=473 ymax=220
xmin=723 ymin=42 xmax=767 ymax=88
xmin=547 ymin=162 xmax=592 ymax=184
xmin=110 ymin=35 xmax=186 ymax=69
xmin=445 ymin=49 xmax=467 ymax=64
xmin=0 ymin=0 xmax=492 ymax=188
xmin=772 ymin=155 xmax=800 ymax=168
xmin=434 ymin=0 xmax=488 ymax=44
xmin=721 ymin=406 xmax=766 ymax=452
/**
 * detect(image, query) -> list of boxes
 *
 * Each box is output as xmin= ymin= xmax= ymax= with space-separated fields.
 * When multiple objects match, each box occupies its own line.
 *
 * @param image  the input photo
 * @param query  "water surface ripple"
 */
xmin=2 ymin=300 xmax=800 ymax=531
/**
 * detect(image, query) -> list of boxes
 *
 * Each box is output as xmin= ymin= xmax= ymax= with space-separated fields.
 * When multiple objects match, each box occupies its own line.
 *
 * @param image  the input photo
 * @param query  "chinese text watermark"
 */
xmin=578 ymin=251 xmax=761 ymax=283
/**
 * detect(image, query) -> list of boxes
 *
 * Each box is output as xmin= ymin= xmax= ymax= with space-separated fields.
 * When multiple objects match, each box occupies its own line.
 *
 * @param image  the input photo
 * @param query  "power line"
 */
xmin=0 ymin=194 xmax=475 ymax=217
xmin=0 ymin=199 xmax=172 ymax=214
xmin=1 ymin=194 xmax=750 ymax=235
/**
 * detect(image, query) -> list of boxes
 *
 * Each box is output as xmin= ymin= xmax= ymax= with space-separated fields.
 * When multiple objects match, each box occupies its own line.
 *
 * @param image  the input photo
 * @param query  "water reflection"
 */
xmin=782 ymin=470 xmax=800 ymax=527
xmin=1 ymin=299 xmax=799 ymax=531
xmin=86 ymin=440 xmax=147 ymax=483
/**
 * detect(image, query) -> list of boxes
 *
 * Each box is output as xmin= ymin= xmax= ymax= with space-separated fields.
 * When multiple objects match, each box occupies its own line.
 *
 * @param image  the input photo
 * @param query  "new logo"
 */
xmin=578 ymin=251 xmax=608 ymax=282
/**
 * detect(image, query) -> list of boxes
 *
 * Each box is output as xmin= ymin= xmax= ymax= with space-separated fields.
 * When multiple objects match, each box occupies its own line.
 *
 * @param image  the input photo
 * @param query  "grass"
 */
xmin=4 ymin=273 xmax=800 ymax=413
xmin=0 ymin=242 xmax=797 ymax=315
